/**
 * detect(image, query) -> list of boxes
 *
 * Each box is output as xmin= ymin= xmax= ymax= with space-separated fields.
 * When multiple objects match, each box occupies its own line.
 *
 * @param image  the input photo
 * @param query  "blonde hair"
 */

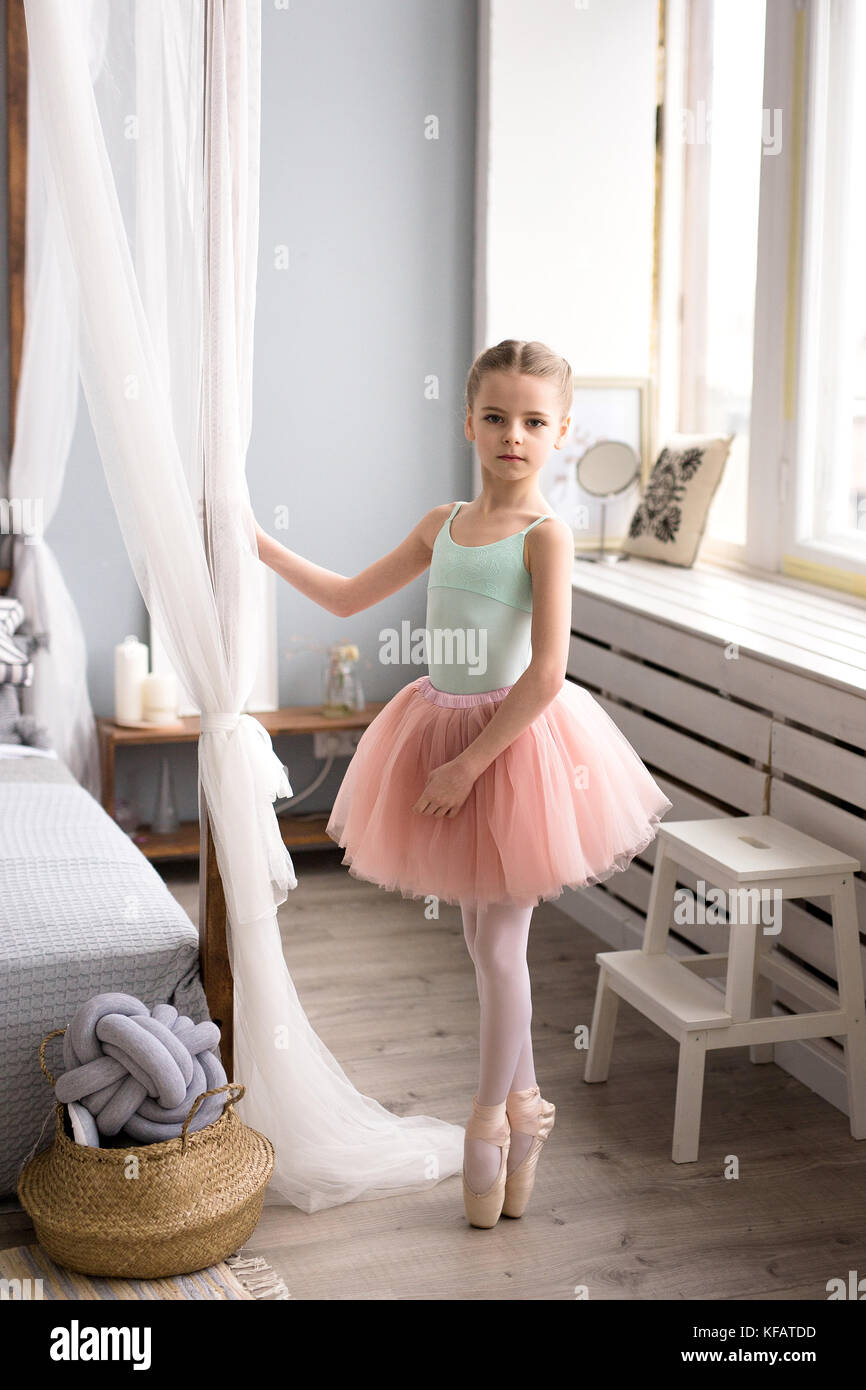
xmin=464 ymin=339 xmax=574 ymax=420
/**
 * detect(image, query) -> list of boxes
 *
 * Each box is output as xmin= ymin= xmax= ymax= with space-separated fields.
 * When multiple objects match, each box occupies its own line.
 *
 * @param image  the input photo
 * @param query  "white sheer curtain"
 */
xmin=7 ymin=17 xmax=102 ymax=797
xmin=23 ymin=0 xmax=463 ymax=1211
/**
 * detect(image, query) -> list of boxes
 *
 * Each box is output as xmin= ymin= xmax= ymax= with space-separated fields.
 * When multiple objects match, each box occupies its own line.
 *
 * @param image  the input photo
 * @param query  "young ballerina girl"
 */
xmin=254 ymin=339 xmax=673 ymax=1228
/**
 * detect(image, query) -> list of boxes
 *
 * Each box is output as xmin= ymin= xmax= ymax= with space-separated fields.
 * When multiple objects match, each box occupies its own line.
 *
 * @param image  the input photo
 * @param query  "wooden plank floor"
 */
xmin=4 ymin=850 xmax=866 ymax=1300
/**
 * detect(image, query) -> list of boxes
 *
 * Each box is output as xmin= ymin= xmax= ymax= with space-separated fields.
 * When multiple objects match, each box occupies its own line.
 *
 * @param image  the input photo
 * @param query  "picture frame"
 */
xmin=563 ymin=376 xmax=652 ymax=481
xmin=542 ymin=377 xmax=653 ymax=548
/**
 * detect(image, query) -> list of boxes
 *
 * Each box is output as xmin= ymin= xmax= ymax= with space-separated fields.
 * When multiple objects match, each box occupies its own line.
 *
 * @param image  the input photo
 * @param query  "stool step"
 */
xmin=658 ymin=815 xmax=860 ymax=882
xmin=597 ymin=950 xmax=732 ymax=1032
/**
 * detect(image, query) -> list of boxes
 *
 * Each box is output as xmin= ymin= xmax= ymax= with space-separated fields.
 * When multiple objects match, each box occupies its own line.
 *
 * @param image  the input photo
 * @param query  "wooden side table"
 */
xmin=96 ymin=702 xmax=385 ymax=861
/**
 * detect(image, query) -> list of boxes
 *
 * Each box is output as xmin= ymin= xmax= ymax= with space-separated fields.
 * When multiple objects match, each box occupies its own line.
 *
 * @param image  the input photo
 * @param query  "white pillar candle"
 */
xmin=141 ymin=672 xmax=179 ymax=724
xmin=114 ymin=635 xmax=149 ymax=723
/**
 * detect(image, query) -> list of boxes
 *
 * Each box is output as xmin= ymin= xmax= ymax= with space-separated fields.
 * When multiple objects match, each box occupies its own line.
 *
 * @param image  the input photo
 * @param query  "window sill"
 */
xmin=696 ymin=546 xmax=866 ymax=604
xmin=570 ymin=550 xmax=866 ymax=698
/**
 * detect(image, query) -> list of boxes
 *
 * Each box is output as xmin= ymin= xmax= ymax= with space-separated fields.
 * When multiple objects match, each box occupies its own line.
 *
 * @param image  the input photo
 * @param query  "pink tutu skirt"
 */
xmin=325 ymin=674 xmax=673 ymax=910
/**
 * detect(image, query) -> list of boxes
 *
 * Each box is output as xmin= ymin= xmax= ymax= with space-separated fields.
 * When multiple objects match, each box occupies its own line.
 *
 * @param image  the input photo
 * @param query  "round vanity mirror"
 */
xmin=576 ymin=440 xmax=640 ymax=497
xmin=574 ymin=440 xmax=641 ymax=564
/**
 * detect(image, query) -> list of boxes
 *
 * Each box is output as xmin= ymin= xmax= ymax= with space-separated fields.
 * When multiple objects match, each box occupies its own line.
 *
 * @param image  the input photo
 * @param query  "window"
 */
xmin=797 ymin=0 xmax=866 ymax=558
xmin=659 ymin=0 xmax=866 ymax=595
xmin=678 ymin=0 xmax=767 ymax=553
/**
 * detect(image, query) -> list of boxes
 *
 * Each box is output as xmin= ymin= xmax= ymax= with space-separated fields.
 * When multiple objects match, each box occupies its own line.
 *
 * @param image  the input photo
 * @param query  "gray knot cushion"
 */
xmin=54 ymin=992 xmax=228 ymax=1144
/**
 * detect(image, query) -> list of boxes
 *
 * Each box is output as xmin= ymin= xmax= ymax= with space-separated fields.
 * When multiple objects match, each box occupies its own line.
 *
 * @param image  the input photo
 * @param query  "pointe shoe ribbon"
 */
xmin=465 ymin=1097 xmax=510 ymax=1147
xmin=462 ymin=1096 xmax=511 ymax=1229
xmin=506 ymin=1085 xmax=555 ymax=1141
xmin=502 ymin=1085 xmax=555 ymax=1219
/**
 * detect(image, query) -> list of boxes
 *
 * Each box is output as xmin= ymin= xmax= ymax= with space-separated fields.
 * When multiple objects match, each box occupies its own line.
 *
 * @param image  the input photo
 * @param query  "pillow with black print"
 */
xmin=621 ymin=432 xmax=734 ymax=567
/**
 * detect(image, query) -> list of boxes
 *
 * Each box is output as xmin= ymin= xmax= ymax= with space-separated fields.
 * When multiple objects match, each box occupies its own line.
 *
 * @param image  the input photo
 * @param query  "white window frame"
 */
xmin=659 ymin=0 xmax=772 ymax=571
xmin=781 ymin=0 xmax=866 ymax=583
xmin=658 ymin=0 xmax=866 ymax=598
xmin=743 ymin=0 xmax=797 ymax=576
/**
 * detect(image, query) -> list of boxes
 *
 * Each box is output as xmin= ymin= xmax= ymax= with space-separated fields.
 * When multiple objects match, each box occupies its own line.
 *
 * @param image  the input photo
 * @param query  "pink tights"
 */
xmin=460 ymin=898 xmax=537 ymax=1192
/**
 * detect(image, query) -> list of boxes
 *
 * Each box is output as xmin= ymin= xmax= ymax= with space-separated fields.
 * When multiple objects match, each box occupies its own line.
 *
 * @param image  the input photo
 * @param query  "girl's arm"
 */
xmin=449 ymin=518 xmax=575 ymax=779
xmin=253 ymin=503 xmax=453 ymax=617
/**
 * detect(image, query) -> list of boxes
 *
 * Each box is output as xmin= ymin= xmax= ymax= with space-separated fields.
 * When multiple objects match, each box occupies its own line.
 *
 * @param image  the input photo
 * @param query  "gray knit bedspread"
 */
xmin=0 ymin=754 xmax=210 ymax=1196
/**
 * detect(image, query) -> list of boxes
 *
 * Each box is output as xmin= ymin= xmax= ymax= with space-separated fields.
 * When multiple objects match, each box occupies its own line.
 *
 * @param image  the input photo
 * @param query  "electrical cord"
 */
xmin=274 ymin=754 xmax=336 ymax=818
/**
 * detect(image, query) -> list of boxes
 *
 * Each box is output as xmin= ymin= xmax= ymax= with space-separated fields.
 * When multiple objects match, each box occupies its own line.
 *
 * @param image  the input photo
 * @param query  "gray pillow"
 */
xmin=0 ymin=684 xmax=22 ymax=743
xmin=0 ymin=684 xmax=52 ymax=747
xmin=0 ymin=597 xmax=25 ymax=635
xmin=0 ymin=626 xmax=33 ymax=686
xmin=0 ymin=684 xmax=19 ymax=720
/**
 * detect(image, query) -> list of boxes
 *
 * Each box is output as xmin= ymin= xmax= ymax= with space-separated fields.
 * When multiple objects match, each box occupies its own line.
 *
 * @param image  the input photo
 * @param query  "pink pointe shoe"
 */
xmin=501 ymin=1085 xmax=556 ymax=1219
xmin=462 ymin=1096 xmax=511 ymax=1229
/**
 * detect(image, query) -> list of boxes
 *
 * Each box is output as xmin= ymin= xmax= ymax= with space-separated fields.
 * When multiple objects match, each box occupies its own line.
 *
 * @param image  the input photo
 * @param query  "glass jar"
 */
xmin=322 ymin=647 xmax=363 ymax=717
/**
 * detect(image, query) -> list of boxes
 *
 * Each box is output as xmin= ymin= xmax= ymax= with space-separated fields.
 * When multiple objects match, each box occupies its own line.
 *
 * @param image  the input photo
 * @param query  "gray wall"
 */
xmin=13 ymin=0 xmax=477 ymax=823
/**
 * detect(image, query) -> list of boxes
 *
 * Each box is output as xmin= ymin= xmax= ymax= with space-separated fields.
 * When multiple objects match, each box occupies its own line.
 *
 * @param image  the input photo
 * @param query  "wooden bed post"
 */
xmin=197 ymin=0 xmax=235 ymax=1079
xmin=1 ymin=0 xmax=26 ymax=595
xmin=5 ymin=0 xmax=26 ymax=474
xmin=198 ymin=781 xmax=234 ymax=1079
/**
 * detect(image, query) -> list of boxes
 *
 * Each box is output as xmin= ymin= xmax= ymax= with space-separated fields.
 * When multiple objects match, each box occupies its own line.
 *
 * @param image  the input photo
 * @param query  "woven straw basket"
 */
xmin=17 ymin=1028 xmax=275 ymax=1279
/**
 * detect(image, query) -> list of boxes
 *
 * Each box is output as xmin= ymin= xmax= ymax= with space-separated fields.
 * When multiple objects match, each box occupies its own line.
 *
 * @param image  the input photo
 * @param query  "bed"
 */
xmin=0 ymin=745 xmax=210 ymax=1197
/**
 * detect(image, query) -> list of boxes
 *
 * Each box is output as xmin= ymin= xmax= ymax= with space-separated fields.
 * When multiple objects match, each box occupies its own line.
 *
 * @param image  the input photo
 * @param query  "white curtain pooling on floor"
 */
xmin=23 ymin=0 xmax=464 ymax=1211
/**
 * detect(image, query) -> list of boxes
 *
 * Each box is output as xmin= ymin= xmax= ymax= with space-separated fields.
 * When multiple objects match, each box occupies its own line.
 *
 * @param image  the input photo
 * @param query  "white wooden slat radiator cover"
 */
xmin=558 ymin=562 xmax=866 ymax=1127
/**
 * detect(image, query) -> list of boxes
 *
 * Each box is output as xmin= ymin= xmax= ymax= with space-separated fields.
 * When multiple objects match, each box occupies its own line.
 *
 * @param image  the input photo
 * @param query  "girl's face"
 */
xmin=465 ymin=371 xmax=570 ymax=483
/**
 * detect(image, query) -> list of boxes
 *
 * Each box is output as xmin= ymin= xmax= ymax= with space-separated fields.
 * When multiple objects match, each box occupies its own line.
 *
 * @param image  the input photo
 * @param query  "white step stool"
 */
xmin=584 ymin=815 xmax=866 ymax=1161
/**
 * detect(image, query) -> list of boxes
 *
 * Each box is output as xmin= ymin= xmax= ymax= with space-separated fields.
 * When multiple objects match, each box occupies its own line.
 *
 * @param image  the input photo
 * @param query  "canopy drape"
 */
xmin=22 ymin=0 xmax=463 ymax=1211
xmin=7 ymin=12 xmax=101 ymax=797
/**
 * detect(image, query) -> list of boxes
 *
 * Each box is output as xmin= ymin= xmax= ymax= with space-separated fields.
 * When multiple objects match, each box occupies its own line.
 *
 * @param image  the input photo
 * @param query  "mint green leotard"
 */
xmin=424 ymin=500 xmax=553 ymax=694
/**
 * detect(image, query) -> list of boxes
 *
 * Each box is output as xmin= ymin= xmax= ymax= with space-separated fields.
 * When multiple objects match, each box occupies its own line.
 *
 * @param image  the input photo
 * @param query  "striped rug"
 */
xmin=0 ymin=1244 xmax=290 ymax=1300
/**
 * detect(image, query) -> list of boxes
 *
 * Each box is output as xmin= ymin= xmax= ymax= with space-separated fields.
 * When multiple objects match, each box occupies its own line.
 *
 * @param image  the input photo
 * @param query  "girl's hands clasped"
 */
xmin=413 ymin=757 xmax=477 ymax=818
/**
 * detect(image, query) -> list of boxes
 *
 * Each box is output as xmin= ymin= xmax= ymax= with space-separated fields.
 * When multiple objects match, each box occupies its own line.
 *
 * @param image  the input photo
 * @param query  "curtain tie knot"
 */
xmin=198 ymin=710 xmax=292 ymax=801
xmin=200 ymin=711 xmax=241 ymax=733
